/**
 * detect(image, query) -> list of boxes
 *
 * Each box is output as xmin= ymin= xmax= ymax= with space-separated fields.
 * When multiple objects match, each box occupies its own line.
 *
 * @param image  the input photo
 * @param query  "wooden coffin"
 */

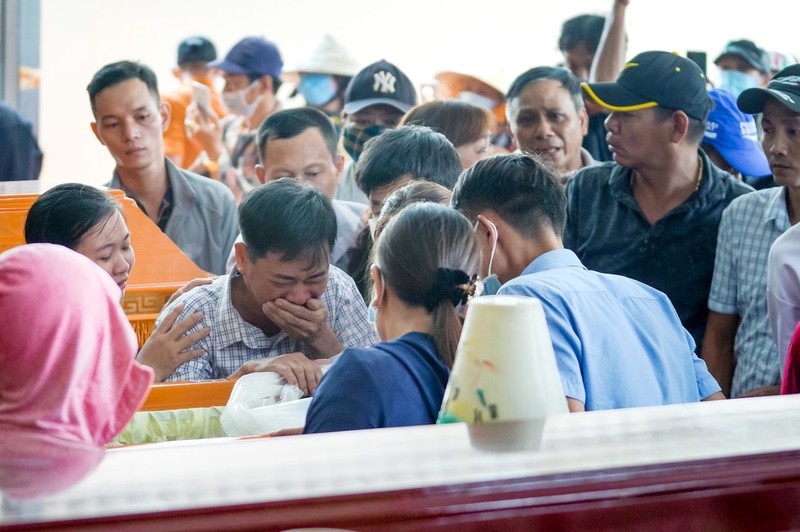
xmin=0 ymin=189 xmax=208 ymax=347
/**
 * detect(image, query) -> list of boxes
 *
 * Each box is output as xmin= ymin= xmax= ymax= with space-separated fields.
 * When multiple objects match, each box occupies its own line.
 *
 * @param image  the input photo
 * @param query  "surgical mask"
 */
xmin=718 ymin=70 xmax=760 ymax=97
xmin=459 ymin=91 xmax=497 ymax=110
xmin=368 ymin=267 xmax=386 ymax=338
xmin=474 ymin=218 xmax=502 ymax=296
xmin=342 ymin=124 xmax=388 ymax=162
xmin=223 ymin=85 xmax=261 ymax=117
xmin=299 ymin=74 xmax=337 ymax=107
xmin=368 ymin=216 xmax=379 ymax=240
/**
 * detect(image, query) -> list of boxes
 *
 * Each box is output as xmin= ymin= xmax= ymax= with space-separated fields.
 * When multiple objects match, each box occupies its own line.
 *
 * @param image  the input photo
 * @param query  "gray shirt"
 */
xmin=110 ymin=158 xmax=238 ymax=275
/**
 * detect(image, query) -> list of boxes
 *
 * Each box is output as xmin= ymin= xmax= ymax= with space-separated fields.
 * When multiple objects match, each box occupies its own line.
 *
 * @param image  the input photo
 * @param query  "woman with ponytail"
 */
xmin=304 ymin=202 xmax=482 ymax=433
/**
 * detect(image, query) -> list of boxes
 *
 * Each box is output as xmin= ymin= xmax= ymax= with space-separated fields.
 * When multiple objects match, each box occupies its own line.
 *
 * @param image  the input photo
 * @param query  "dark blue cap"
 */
xmin=210 ymin=36 xmax=283 ymax=79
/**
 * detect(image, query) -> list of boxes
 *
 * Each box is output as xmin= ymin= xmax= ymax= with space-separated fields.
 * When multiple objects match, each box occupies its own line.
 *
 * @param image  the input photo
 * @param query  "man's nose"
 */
xmin=766 ymin=133 xmax=788 ymax=157
xmin=284 ymin=285 xmax=312 ymax=306
xmin=122 ymin=120 xmax=140 ymax=141
xmin=534 ymin=118 xmax=554 ymax=137
xmin=604 ymin=112 xmax=620 ymax=133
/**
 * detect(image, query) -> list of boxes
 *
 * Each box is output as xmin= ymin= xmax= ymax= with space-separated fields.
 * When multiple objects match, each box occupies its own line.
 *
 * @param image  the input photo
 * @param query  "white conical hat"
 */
xmin=287 ymin=34 xmax=361 ymax=76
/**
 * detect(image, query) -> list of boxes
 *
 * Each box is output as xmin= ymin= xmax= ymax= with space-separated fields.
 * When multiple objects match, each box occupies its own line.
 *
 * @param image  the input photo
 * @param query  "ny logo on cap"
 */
xmin=373 ymin=71 xmax=396 ymax=94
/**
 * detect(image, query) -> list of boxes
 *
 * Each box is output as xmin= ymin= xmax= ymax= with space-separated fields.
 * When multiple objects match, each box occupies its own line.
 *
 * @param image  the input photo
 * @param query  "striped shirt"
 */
xmin=162 ymin=265 xmax=378 ymax=381
xmin=708 ymin=187 xmax=790 ymax=397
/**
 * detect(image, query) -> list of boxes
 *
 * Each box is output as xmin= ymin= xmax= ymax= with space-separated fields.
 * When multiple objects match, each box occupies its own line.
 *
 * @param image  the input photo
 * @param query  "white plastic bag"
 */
xmin=220 ymin=372 xmax=311 ymax=437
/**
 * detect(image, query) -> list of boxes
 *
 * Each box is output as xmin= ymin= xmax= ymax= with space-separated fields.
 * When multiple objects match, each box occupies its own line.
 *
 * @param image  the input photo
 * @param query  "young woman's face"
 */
xmin=74 ymin=210 xmax=135 ymax=292
xmin=456 ymin=133 xmax=492 ymax=170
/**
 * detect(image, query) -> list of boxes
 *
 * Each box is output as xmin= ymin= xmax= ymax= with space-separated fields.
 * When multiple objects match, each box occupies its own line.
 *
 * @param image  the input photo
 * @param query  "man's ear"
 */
xmin=670 ymin=110 xmax=690 ymax=143
xmin=579 ymin=106 xmax=589 ymax=136
xmin=476 ymin=213 xmax=499 ymax=243
xmin=90 ymin=122 xmax=104 ymax=145
xmin=160 ymin=101 xmax=172 ymax=132
xmin=370 ymin=264 xmax=384 ymax=309
xmin=260 ymin=75 xmax=274 ymax=95
xmin=255 ymin=164 xmax=267 ymax=184
xmin=234 ymin=242 xmax=250 ymax=274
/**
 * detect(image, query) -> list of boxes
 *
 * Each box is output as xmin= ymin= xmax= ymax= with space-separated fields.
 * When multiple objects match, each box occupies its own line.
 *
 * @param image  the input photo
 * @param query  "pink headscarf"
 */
xmin=0 ymin=244 xmax=153 ymax=498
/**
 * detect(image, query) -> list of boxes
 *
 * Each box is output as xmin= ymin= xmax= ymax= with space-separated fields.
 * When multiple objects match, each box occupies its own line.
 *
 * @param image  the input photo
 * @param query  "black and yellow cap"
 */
xmin=581 ymin=51 xmax=711 ymax=120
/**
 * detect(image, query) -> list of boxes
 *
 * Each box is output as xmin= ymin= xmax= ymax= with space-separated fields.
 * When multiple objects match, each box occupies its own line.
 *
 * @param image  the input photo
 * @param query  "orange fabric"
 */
xmin=162 ymin=75 xmax=226 ymax=169
xmin=139 ymin=380 xmax=237 ymax=411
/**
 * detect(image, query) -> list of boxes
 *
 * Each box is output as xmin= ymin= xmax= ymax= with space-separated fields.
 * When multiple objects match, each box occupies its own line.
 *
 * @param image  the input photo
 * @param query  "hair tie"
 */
xmin=423 ymin=268 xmax=479 ymax=311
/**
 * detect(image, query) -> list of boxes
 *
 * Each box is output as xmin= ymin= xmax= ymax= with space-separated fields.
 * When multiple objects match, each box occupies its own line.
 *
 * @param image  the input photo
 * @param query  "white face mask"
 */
xmin=223 ymin=82 xmax=262 ymax=117
xmin=367 ymin=216 xmax=379 ymax=240
xmin=474 ymin=218 xmax=501 ymax=295
xmin=369 ymin=266 xmax=386 ymax=338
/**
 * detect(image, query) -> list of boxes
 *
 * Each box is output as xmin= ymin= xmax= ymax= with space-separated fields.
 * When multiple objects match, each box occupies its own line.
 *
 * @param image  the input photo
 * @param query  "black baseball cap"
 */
xmin=343 ymin=60 xmax=417 ymax=115
xmin=177 ymin=36 xmax=217 ymax=65
xmin=581 ymin=51 xmax=711 ymax=120
xmin=714 ymin=40 xmax=770 ymax=75
xmin=738 ymin=65 xmax=800 ymax=114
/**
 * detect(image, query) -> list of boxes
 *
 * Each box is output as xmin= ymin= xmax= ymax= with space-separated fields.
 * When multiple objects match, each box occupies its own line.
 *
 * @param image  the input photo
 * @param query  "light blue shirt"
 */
xmin=709 ymin=187 xmax=790 ymax=397
xmin=499 ymin=249 xmax=720 ymax=410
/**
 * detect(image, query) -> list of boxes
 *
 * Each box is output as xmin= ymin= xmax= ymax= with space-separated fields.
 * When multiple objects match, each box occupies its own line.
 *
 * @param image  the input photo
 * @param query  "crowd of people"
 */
xmin=5 ymin=0 xmax=800 ymax=488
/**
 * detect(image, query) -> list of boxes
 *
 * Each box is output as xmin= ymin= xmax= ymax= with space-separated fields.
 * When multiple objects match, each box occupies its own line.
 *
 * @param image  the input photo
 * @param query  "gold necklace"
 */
xmin=693 ymin=156 xmax=703 ymax=192
xmin=630 ymin=156 xmax=704 ymax=192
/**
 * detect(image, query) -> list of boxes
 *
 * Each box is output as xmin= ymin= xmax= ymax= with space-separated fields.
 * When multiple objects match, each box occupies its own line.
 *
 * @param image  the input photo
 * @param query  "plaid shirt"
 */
xmin=708 ymin=187 xmax=790 ymax=397
xmin=162 ymin=265 xmax=378 ymax=381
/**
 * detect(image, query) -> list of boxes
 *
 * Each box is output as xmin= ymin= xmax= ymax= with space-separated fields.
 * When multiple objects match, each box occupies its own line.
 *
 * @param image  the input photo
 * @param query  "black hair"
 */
xmin=355 ymin=125 xmax=462 ymax=195
xmin=506 ymin=66 xmax=584 ymax=112
xmin=245 ymin=73 xmax=282 ymax=95
xmin=451 ymin=153 xmax=567 ymax=238
xmin=87 ymin=60 xmax=160 ymax=118
xmin=376 ymin=202 xmax=481 ymax=368
xmin=558 ymin=14 xmax=605 ymax=54
xmin=257 ymin=107 xmax=338 ymax=164
xmin=25 ymin=183 xmax=122 ymax=248
xmin=238 ymin=178 xmax=336 ymax=266
xmin=374 ymin=181 xmax=452 ymax=239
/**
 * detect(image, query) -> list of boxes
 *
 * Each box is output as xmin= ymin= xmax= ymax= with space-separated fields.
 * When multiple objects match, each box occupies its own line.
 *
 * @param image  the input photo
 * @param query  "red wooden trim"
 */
xmin=6 ymin=449 xmax=800 ymax=531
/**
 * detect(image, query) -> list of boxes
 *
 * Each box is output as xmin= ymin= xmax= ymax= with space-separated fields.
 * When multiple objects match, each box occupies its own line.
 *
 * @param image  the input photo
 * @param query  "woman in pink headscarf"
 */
xmin=0 ymin=244 xmax=153 ymax=500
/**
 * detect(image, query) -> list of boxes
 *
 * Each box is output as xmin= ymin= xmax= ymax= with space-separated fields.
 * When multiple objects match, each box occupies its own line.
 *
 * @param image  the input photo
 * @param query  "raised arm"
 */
xmin=589 ymin=0 xmax=629 ymax=83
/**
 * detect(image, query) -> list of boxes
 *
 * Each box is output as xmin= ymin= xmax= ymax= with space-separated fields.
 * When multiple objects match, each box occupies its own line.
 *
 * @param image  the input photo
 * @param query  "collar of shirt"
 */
xmin=110 ymin=169 xmax=173 ymax=226
xmin=214 ymin=271 xmax=288 ymax=351
xmin=109 ymin=158 xmax=201 ymax=231
xmin=763 ymin=186 xmax=791 ymax=230
xmin=521 ymin=248 xmax=588 ymax=276
xmin=607 ymin=149 xmax=726 ymax=215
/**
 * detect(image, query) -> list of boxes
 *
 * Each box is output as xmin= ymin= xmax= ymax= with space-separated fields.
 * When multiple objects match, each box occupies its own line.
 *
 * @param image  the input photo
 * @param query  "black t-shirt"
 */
xmin=582 ymin=111 xmax=613 ymax=163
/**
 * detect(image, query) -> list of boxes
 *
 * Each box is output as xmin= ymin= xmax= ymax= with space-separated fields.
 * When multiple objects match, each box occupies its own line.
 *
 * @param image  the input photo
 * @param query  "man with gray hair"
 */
xmin=505 ymin=67 xmax=593 ymax=184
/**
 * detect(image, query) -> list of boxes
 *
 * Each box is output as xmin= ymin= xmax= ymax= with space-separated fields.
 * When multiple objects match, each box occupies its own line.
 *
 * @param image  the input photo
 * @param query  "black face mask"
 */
xmin=342 ymin=124 xmax=388 ymax=162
